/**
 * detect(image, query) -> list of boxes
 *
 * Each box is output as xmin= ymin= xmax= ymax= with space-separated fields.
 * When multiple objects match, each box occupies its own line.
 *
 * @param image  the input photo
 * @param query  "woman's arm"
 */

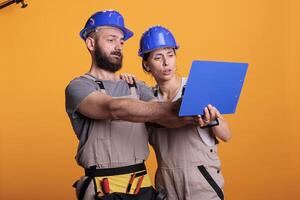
xmin=210 ymin=116 xmax=231 ymax=142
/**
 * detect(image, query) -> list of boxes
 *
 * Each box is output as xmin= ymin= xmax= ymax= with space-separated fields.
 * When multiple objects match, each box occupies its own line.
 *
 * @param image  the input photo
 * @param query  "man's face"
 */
xmin=93 ymin=27 xmax=125 ymax=72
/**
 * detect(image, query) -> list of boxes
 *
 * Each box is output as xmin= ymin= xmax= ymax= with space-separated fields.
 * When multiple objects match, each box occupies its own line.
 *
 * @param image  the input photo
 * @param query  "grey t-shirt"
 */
xmin=65 ymin=74 xmax=155 ymax=146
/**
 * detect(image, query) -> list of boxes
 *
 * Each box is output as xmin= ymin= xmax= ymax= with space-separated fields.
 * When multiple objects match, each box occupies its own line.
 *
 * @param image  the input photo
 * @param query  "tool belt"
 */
xmin=76 ymin=163 xmax=165 ymax=200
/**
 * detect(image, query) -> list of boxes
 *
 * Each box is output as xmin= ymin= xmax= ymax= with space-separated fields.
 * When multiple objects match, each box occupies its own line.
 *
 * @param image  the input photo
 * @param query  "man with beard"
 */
xmin=65 ymin=10 xmax=190 ymax=200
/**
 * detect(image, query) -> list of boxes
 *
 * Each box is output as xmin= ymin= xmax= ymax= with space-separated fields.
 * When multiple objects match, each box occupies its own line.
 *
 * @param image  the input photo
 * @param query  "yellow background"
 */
xmin=1 ymin=0 xmax=299 ymax=199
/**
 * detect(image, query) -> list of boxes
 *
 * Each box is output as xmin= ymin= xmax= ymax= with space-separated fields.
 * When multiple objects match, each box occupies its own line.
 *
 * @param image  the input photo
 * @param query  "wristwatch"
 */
xmin=200 ymin=118 xmax=219 ymax=129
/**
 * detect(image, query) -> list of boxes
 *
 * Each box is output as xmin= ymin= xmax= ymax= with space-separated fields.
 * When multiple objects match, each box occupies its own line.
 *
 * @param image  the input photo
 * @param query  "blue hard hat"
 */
xmin=138 ymin=26 xmax=179 ymax=57
xmin=80 ymin=10 xmax=133 ymax=40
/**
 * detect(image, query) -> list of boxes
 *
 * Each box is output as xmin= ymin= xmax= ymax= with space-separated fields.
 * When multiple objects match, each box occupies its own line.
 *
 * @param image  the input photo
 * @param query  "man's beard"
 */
xmin=94 ymin=44 xmax=123 ymax=72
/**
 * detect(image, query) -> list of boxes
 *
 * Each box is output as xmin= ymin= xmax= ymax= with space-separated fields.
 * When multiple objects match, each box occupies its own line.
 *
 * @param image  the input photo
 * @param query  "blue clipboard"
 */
xmin=179 ymin=60 xmax=248 ymax=116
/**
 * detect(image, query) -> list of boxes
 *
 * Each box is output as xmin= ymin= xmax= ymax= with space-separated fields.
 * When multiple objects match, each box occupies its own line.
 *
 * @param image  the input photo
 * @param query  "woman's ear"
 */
xmin=85 ymin=37 xmax=96 ymax=52
xmin=142 ymin=61 xmax=151 ymax=72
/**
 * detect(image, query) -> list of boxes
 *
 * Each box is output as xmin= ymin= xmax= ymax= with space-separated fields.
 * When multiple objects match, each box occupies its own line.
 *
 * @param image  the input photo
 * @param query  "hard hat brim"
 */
xmin=138 ymin=45 xmax=179 ymax=57
xmin=80 ymin=25 xmax=133 ymax=41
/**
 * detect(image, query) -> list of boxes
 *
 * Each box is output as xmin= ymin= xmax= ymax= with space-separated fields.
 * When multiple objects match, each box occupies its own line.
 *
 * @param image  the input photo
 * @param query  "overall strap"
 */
xmin=153 ymin=86 xmax=159 ymax=97
xmin=198 ymin=165 xmax=224 ymax=200
xmin=181 ymin=85 xmax=186 ymax=96
xmin=82 ymin=74 xmax=106 ymax=94
xmin=128 ymin=80 xmax=138 ymax=97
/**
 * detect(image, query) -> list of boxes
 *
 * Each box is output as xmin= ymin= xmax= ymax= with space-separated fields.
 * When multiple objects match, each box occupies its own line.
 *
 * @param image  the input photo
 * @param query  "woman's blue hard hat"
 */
xmin=138 ymin=26 xmax=179 ymax=57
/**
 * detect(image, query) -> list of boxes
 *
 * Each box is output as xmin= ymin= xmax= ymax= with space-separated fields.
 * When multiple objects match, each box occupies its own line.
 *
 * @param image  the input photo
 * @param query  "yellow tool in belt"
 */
xmin=94 ymin=170 xmax=152 ymax=196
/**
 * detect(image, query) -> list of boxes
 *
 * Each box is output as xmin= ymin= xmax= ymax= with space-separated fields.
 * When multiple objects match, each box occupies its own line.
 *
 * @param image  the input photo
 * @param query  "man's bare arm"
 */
xmin=77 ymin=91 xmax=184 ymax=127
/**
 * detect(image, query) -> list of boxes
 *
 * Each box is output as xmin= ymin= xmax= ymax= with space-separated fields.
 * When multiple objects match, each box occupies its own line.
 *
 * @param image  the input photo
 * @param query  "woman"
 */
xmin=123 ymin=26 xmax=231 ymax=200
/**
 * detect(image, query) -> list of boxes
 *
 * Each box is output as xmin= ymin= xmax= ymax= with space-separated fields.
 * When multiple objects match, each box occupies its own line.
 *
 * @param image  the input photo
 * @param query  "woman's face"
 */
xmin=144 ymin=47 xmax=177 ymax=82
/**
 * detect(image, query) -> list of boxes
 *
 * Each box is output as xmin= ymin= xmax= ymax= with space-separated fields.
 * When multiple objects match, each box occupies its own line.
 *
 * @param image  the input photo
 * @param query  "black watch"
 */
xmin=200 ymin=118 xmax=219 ymax=129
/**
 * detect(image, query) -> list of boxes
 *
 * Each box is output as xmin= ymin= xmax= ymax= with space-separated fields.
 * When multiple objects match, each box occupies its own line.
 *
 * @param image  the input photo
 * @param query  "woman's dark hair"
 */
xmin=142 ymin=52 xmax=151 ymax=72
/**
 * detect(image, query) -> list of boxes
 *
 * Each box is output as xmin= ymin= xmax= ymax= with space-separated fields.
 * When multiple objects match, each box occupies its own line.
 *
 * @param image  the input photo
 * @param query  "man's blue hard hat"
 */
xmin=80 ymin=10 xmax=133 ymax=40
xmin=138 ymin=26 xmax=179 ymax=57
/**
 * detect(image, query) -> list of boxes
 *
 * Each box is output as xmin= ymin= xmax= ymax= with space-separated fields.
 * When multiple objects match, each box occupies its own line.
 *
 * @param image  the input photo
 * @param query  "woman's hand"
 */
xmin=194 ymin=104 xmax=231 ymax=142
xmin=119 ymin=73 xmax=136 ymax=84
xmin=194 ymin=104 xmax=222 ymax=127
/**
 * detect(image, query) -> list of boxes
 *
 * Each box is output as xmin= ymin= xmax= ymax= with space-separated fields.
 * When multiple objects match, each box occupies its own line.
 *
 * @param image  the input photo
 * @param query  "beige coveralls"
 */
xmin=149 ymin=77 xmax=225 ymax=200
xmin=74 ymin=75 xmax=151 ymax=200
